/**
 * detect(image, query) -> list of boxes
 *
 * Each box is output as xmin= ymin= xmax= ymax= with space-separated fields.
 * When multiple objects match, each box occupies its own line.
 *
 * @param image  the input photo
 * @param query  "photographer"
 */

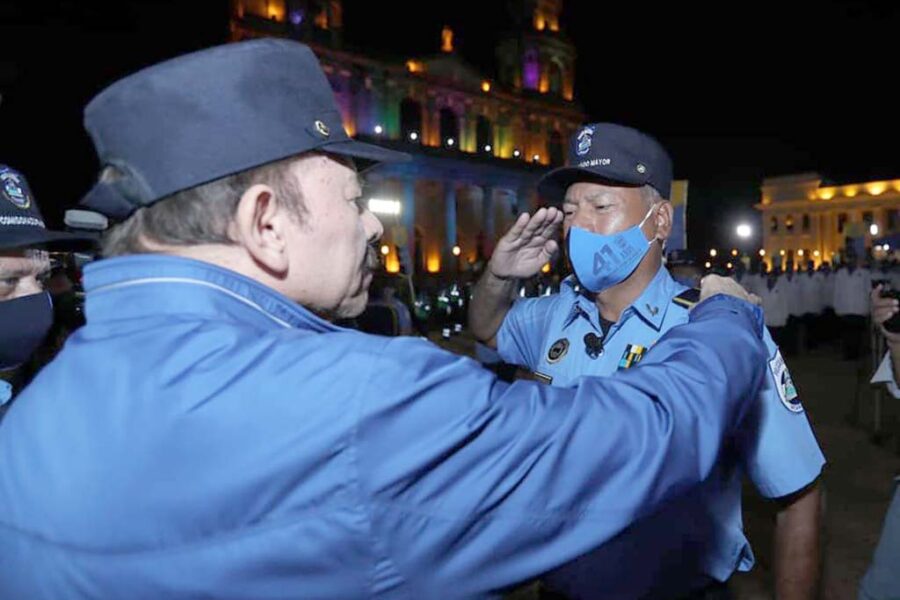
xmin=860 ymin=284 xmax=900 ymax=599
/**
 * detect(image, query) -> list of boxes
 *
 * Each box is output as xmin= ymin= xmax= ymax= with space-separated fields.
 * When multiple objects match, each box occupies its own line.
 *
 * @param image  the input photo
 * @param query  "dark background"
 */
xmin=2 ymin=0 xmax=898 ymax=251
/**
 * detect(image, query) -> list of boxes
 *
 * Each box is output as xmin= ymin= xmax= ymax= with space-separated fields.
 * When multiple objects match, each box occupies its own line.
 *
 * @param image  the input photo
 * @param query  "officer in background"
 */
xmin=0 ymin=164 xmax=93 ymax=411
xmin=860 ymin=284 xmax=900 ymax=600
xmin=469 ymin=123 xmax=824 ymax=600
xmin=797 ymin=260 xmax=825 ymax=350
xmin=0 ymin=41 xmax=768 ymax=598
xmin=833 ymin=250 xmax=872 ymax=359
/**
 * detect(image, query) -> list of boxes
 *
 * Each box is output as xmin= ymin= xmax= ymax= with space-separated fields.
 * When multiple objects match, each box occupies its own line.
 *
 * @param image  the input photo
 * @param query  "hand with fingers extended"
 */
xmin=871 ymin=284 xmax=900 ymax=345
xmin=488 ymin=207 xmax=564 ymax=280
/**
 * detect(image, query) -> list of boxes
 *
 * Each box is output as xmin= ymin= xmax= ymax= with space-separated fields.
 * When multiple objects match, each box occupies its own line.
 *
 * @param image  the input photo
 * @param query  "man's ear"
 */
xmin=231 ymin=184 xmax=291 ymax=275
xmin=657 ymin=201 xmax=674 ymax=240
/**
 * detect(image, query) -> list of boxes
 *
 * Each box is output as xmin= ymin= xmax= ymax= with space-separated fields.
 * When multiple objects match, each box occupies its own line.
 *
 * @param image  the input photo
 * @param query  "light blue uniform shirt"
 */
xmin=0 ymin=256 xmax=768 ymax=599
xmin=497 ymin=266 xmax=826 ymax=598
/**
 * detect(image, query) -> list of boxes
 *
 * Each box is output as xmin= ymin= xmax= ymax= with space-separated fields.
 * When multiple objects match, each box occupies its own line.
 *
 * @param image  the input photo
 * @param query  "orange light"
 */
xmin=481 ymin=81 xmax=491 ymax=93
xmin=798 ymin=249 xmax=805 ymax=257
xmin=813 ymin=250 xmax=820 ymax=257
xmin=867 ymin=182 xmax=887 ymax=196
xmin=731 ymin=249 xmax=738 ymax=257
xmin=818 ymin=189 xmax=835 ymax=200
xmin=426 ymin=255 xmax=441 ymax=273
xmin=406 ymin=60 xmax=424 ymax=74
xmin=541 ymin=263 xmax=551 ymax=273
xmin=441 ymin=26 xmax=454 ymax=53
xmin=385 ymin=255 xmax=400 ymax=273
xmin=779 ymin=250 xmax=786 ymax=256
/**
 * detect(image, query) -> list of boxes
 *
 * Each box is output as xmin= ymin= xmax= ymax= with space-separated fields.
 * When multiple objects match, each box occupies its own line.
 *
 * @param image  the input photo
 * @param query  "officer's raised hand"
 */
xmin=489 ymin=207 xmax=563 ymax=280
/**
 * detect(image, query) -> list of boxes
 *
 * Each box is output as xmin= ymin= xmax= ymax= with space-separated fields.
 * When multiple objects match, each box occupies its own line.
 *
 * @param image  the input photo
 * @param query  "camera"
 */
xmin=880 ymin=287 xmax=900 ymax=333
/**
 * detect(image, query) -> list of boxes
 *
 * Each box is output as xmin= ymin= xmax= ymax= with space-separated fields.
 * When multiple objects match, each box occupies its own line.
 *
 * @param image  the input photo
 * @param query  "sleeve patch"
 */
xmin=769 ymin=350 xmax=802 ymax=413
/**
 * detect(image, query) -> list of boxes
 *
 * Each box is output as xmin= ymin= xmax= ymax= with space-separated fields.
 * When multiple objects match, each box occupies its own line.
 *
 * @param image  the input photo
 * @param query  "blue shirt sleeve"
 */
xmin=495 ymin=295 xmax=558 ymax=369
xmin=738 ymin=327 xmax=826 ymax=498
xmin=354 ymin=295 xmax=768 ymax=595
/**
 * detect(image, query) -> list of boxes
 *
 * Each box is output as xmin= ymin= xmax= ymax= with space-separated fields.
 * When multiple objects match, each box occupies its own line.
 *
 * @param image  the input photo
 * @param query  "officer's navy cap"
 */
xmin=81 ymin=39 xmax=409 ymax=220
xmin=0 ymin=165 xmax=95 ymax=251
xmin=537 ymin=123 xmax=673 ymax=203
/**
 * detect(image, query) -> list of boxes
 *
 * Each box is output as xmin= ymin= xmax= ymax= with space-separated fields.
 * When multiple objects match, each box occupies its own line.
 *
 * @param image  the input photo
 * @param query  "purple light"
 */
xmin=289 ymin=9 xmax=304 ymax=25
xmin=523 ymin=51 xmax=540 ymax=90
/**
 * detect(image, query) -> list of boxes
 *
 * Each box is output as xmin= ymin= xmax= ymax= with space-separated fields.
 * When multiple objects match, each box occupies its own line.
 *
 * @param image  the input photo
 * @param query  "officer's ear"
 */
xmin=653 ymin=201 xmax=673 ymax=243
xmin=232 ymin=183 xmax=291 ymax=275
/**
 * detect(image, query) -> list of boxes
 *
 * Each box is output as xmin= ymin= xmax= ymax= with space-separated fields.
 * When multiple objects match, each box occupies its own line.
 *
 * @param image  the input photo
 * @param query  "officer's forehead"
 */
xmin=0 ymin=250 xmax=50 ymax=275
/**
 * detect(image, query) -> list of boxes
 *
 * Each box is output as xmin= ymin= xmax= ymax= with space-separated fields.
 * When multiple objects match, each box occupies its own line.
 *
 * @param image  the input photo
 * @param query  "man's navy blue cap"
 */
xmin=81 ymin=39 xmax=410 ymax=220
xmin=0 ymin=165 xmax=95 ymax=251
xmin=537 ymin=123 xmax=673 ymax=203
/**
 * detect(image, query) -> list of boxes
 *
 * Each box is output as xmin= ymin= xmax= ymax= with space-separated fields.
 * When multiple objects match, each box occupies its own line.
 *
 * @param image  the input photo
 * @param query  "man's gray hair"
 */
xmin=101 ymin=155 xmax=307 ymax=257
xmin=641 ymin=185 xmax=664 ymax=207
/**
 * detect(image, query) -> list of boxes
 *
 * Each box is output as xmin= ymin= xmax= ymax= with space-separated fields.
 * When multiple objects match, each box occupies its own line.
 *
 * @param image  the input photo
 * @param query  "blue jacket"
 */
xmin=0 ymin=255 xmax=765 ymax=599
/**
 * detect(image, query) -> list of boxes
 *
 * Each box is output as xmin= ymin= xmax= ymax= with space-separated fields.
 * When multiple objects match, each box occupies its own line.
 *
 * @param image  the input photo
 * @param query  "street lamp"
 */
xmin=736 ymin=224 xmax=752 ymax=239
xmin=870 ymin=223 xmax=880 ymax=236
xmin=709 ymin=249 xmax=717 ymax=257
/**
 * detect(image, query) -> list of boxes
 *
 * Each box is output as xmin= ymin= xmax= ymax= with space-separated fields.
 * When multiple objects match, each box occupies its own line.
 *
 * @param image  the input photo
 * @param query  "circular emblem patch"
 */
xmin=636 ymin=163 xmax=647 ymax=174
xmin=314 ymin=120 xmax=330 ymax=137
xmin=576 ymin=127 xmax=594 ymax=156
xmin=769 ymin=350 xmax=802 ymax=413
xmin=0 ymin=169 xmax=31 ymax=209
xmin=547 ymin=338 xmax=570 ymax=364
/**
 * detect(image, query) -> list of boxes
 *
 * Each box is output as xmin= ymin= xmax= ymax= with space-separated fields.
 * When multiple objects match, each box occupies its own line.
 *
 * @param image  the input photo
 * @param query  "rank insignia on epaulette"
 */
xmin=618 ymin=344 xmax=646 ymax=370
xmin=547 ymin=338 xmax=569 ymax=364
xmin=672 ymin=288 xmax=701 ymax=310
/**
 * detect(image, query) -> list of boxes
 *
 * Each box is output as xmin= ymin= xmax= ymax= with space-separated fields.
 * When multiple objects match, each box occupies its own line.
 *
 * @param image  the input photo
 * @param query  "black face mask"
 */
xmin=0 ymin=292 xmax=53 ymax=371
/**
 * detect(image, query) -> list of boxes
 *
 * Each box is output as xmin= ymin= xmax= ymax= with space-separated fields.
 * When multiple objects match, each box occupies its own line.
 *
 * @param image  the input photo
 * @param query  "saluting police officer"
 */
xmin=470 ymin=123 xmax=824 ymax=600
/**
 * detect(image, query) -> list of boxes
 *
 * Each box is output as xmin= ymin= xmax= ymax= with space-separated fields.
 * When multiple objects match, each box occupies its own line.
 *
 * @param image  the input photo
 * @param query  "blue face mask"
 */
xmin=567 ymin=204 xmax=659 ymax=293
xmin=0 ymin=292 xmax=53 ymax=371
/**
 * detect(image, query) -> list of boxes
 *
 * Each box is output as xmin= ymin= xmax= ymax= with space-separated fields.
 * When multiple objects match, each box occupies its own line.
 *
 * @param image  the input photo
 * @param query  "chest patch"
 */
xmin=618 ymin=344 xmax=647 ymax=370
xmin=547 ymin=338 xmax=570 ymax=364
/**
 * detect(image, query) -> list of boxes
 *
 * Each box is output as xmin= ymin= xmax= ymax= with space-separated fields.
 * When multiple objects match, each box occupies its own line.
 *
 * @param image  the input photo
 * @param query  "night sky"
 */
xmin=2 ymin=0 xmax=898 ymax=251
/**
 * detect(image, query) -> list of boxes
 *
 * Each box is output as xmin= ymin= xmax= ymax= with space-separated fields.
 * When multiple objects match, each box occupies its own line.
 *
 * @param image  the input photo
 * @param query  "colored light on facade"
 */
xmin=289 ymin=9 xmax=304 ymax=25
xmin=481 ymin=81 xmax=491 ymax=93
xmin=441 ymin=26 xmax=454 ymax=53
xmin=426 ymin=255 xmax=441 ymax=273
xmin=406 ymin=60 xmax=425 ymax=74
xmin=867 ymin=182 xmax=887 ymax=196
xmin=844 ymin=186 xmax=858 ymax=197
xmin=523 ymin=53 xmax=540 ymax=90
xmin=385 ymin=255 xmax=401 ymax=273
xmin=368 ymin=199 xmax=402 ymax=216
xmin=818 ymin=189 xmax=836 ymax=200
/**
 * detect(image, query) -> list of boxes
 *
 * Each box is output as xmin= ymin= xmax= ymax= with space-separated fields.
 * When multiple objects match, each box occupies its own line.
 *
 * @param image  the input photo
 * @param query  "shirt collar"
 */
xmin=559 ymin=266 xmax=679 ymax=332
xmin=83 ymin=254 xmax=343 ymax=334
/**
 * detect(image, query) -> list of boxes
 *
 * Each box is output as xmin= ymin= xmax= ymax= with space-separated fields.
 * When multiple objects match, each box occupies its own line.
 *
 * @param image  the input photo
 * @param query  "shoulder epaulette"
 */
xmin=672 ymin=288 xmax=701 ymax=309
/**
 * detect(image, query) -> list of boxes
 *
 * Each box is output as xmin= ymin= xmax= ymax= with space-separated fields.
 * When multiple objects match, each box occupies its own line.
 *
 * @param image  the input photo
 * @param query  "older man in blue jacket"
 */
xmin=0 ymin=40 xmax=767 ymax=599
